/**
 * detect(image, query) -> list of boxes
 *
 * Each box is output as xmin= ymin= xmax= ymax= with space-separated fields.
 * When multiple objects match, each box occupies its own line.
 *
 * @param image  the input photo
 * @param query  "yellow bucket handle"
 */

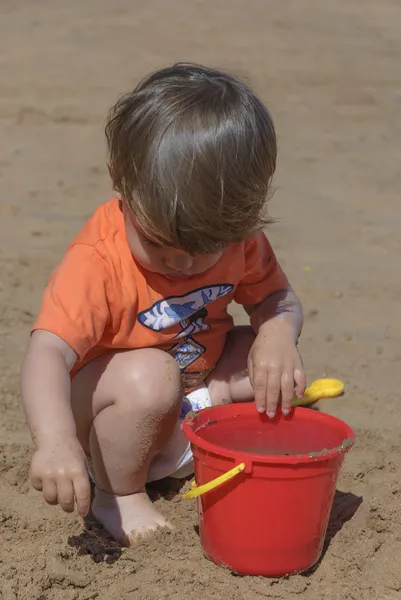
xmin=182 ymin=463 xmax=246 ymax=499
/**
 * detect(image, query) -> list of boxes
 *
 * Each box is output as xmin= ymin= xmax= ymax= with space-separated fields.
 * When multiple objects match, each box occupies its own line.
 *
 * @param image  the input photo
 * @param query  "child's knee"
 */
xmin=116 ymin=349 xmax=182 ymax=413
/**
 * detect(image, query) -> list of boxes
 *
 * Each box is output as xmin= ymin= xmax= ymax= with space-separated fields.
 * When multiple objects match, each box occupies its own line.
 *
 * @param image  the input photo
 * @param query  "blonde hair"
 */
xmin=106 ymin=63 xmax=277 ymax=254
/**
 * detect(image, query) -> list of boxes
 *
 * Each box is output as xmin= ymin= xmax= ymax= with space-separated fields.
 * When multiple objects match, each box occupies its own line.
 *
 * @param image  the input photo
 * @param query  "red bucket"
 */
xmin=183 ymin=404 xmax=355 ymax=577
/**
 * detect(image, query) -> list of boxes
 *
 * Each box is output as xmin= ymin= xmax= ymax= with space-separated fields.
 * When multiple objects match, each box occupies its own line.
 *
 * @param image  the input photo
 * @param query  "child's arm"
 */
xmin=244 ymin=285 xmax=306 ymax=418
xmin=233 ymin=232 xmax=306 ymax=416
xmin=21 ymin=330 xmax=91 ymax=516
xmin=246 ymin=284 xmax=303 ymax=342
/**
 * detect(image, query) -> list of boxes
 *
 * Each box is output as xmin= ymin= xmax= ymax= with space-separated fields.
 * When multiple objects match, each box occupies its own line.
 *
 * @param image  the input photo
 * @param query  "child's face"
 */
xmin=122 ymin=202 xmax=223 ymax=280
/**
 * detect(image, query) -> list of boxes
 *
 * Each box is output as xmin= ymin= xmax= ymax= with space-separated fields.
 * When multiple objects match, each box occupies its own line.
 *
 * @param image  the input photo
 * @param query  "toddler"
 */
xmin=21 ymin=63 xmax=306 ymax=545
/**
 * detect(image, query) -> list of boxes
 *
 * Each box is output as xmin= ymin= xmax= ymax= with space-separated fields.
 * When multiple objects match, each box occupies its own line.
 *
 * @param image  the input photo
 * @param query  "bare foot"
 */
xmin=92 ymin=486 xmax=172 ymax=545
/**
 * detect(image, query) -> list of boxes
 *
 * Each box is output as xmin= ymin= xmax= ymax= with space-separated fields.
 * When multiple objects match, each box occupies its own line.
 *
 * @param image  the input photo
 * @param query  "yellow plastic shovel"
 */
xmin=292 ymin=378 xmax=344 ymax=407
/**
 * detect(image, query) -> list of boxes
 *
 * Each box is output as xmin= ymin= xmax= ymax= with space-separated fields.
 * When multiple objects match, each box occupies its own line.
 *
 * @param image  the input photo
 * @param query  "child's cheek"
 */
xmin=130 ymin=242 xmax=152 ymax=267
xmin=129 ymin=239 xmax=166 ymax=274
xmin=123 ymin=221 xmax=154 ymax=268
xmin=197 ymin=253 xmax=222 ymax=272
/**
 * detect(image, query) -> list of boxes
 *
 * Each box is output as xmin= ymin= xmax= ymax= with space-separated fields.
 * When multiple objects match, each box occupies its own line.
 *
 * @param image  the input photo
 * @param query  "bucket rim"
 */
xmin=183 ymin=404 xmax=355 ymax=465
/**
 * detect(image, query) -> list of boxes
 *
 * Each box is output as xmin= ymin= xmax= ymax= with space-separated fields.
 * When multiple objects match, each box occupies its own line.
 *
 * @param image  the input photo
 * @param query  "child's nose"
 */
xmin=166 ymin=252 xmax=193 ymax=272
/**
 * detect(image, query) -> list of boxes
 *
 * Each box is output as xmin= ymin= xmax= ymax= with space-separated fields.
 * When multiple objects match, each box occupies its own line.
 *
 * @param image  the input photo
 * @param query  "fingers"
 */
xmin=253 ymin=361 xmax=292 ymax=418
xmin=73 ymin=474 xmax=91 ymax=517
xmin=247 ymin=355 xmax=254 ymax=388
xmin=57 ymin=478 xmax=75 ymax=513
xmin=30 ymin=470 xmax=44 ymax=492
xmin=252 ymin=360 xmax=306 ymax=417
xmin=294 ymin=357 xmax=307 ymax=399
xmin=57 ymin=469 xmax=90 ymax=515
xmin=280 ymin=369 xmax=296 ymax=416
xmin=252 ymin=367 xmax=268 ymax=414
xmin=265 ymin=369 xmax=281 ymax=418
xmin=31 ymin=471 xmax=75 ymax=512
xmin=42 ymin=479 xmax=58 ymax=505
xmin=31 ymin=462 xmax=90 ymax=516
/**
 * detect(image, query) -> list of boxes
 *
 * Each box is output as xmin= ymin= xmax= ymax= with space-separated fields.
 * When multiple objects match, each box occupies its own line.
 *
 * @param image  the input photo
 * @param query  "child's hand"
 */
xmin=247 ymin=320 xmax=306 ymax=417
xmin=30 ymin=436 xmax=91 ymax=517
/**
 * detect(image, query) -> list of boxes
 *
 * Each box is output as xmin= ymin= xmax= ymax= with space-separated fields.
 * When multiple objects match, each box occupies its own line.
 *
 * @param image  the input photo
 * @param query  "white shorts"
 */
xmin=87 ymin=384 xmax=212 ymax=485
xmin=147 ymin=384 xmax=212 ymax=482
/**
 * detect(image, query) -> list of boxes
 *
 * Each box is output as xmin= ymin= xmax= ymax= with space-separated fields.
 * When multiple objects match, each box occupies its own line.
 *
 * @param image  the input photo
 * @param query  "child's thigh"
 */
xmin=207 ymin=325 xmax=255 ymax=405
xmin=70 ymin=349 xmax=181 ymax=445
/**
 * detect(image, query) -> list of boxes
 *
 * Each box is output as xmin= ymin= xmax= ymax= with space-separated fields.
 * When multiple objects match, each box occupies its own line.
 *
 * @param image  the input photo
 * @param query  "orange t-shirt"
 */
xmin=33 ymin=199 xmax=288 ymax=381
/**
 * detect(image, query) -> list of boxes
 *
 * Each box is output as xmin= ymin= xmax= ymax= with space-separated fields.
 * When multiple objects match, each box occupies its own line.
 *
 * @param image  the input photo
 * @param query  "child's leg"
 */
xmin=207 ymin=325 xmax=255 ymax=405
xmin=70 ymin=348 xmax=182 ymax=544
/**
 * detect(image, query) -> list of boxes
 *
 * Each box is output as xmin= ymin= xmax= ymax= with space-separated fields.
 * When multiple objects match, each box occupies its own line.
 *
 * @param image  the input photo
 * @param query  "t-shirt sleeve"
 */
xmin=32 ymin=245 xmax=110 ymax=360
xmin=234 ymin=232 xmax=288 ymax=306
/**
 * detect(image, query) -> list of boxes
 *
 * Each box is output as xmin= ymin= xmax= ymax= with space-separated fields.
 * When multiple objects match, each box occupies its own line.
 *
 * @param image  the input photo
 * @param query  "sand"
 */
xmin=1 ymin=0 xmax=401 ymax=598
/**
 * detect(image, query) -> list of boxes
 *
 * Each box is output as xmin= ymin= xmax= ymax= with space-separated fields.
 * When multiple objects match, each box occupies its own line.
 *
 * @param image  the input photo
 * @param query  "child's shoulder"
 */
xmin=70 ymin=198 xmax=122 ymax=250
xmin=225 ymin=231 xmax=272 ymax=261
xmin=57 ymin=198 xmax=130 ymax=281
xmin=46 ymin=198 xmax=133 ymax=302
